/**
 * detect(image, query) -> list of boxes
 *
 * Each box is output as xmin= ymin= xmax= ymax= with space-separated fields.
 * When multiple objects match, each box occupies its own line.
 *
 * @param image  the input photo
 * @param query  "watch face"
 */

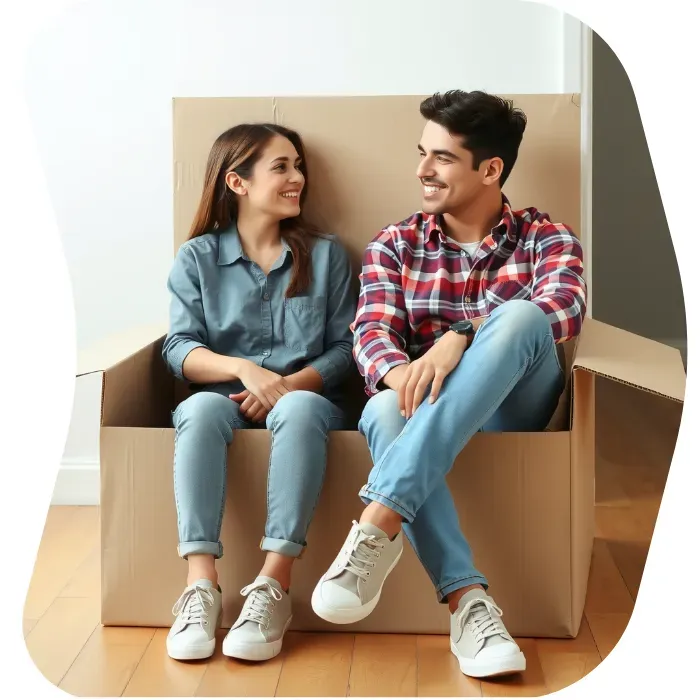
xmin=451 ymin=320 xmax=473 ymax=334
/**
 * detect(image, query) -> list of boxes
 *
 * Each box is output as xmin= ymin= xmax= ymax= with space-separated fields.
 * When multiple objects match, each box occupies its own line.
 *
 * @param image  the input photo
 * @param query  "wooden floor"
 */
xmin=23 ymin=379 xmax=683 ymax=697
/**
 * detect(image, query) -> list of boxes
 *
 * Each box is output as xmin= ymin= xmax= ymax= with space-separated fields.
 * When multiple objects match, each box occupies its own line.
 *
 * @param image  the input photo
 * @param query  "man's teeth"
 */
xmin=424 ymin=185 xmax=443 ymax=193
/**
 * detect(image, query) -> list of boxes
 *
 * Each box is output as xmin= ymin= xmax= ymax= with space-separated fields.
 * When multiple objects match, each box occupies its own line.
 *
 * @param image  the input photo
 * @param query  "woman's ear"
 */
xmin=225 ymin=171 xmax=247 ymax=196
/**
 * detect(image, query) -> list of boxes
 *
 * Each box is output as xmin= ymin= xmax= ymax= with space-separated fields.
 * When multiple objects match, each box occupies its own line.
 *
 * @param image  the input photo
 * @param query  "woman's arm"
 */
xmin=162 ymin=244 xmax=247 ymax=384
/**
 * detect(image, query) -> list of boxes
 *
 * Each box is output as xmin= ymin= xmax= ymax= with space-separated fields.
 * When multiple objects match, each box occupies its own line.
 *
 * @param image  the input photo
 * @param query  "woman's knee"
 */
xmin=269 ymin=390 xmax=334 ymax=429
xmin=174 ymin=391 xmax=240 ymax=440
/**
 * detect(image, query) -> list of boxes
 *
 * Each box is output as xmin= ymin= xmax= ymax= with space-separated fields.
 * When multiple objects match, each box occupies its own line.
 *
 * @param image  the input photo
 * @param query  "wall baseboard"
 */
xmin=52 ymin=461 xmax=100 ymax=506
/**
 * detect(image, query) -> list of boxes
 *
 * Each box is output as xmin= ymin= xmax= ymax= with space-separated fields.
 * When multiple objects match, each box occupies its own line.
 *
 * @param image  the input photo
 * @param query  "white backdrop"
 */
xmin=22 ymin=0 xmax=582 ymax=492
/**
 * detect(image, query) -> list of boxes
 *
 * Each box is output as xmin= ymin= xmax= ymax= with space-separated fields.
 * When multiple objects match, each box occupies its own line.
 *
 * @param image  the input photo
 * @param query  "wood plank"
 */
xmin=60 ymin=544 xmax=101 ymax=598
xmin=59 ymin=626 xmax=155 ymax=697
xmin=583 ymin=539 xmax=634 ymax=615
xmin=348 ymin=633 xmax=417 ymax=697
xmin=538 ymin=652 xmax=600 ymax=694
xmin=123 ymin=628 xmax=209 ymax=697
xmin=480 ymin=639 xmax=547 ymax=697
xmin=23 ymin=618 xmax=38 ymax=638
xmin=24 ymin=596 xmax=100 ymax=686
xmin=275 ymin=631 xmax=354 ymax=697
xmin=586 ymin=613 xmax=631 ymax=660
xmin=24 ymin=506 xmax=100 ymax=620
xmin=415 ymin=634 xmax=481 ymax=697
xmin=194 ymin=628 xmax=284 ymax=697
xmin=536 ymin=619 xmax=601 ymax=693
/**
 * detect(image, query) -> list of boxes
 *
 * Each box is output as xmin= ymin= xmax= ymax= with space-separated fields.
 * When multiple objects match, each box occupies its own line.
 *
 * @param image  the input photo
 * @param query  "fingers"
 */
xmin=229 ymin=391 xmax=249 ymax=403
xmin=240 ymin=394 xmax=256 ymax=416
xmin=411 ymin=370 xmax=433 ymax=417
xmin=398 ymin=367 xmax=411 ymax=416
xmin=402 ymin=365 xmax=422 ymax=418
xmin=429 ymin=370 xmax=446 ymax=405
xmin=250 ymin=406 xmax=268 ymax=423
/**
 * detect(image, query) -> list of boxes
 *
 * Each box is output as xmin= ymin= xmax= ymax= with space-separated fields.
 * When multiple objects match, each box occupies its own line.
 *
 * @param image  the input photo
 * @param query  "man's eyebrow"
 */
xmin=418 ymin=144 xmax=460 ymax=160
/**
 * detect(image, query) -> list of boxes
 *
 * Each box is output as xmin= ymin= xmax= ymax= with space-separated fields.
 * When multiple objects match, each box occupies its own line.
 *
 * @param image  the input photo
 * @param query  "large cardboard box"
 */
xmin=77 ymin=95 xmax=686 ymax=638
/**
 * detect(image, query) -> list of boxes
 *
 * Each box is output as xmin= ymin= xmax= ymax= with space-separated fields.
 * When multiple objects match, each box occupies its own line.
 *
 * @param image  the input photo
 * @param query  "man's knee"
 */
xmin=480 ymin=299 xmax=550 ymax=343
xmin=360 ymin=389 xmax=405 ymax=435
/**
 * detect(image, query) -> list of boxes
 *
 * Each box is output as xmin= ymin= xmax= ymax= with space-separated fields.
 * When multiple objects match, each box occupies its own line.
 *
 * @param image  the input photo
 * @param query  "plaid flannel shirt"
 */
xmin=351 ymin=196 xmax=587 ymax=395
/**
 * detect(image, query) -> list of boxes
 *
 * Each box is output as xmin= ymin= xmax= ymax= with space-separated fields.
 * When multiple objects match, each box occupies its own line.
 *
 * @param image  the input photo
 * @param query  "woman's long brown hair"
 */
xmin=188 ymin=123 xmax=321 ymax=297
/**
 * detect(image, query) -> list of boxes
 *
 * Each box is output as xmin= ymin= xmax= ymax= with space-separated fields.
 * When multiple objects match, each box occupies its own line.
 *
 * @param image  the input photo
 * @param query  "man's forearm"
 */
xmin=380 ymin=364 xmax=410 ymax=391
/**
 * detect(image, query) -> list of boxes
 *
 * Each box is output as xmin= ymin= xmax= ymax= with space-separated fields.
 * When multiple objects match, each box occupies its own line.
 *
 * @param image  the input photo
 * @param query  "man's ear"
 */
xmin=482 ymin=157 xmax=504 ymax=186
xmin=225 ymin=171 xmax=247 ymax=196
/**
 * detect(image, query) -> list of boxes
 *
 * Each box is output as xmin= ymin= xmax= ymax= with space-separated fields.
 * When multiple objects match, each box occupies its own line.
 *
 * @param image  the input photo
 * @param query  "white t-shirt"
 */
xmin=446 ymin=236 xmax=481 ymax=258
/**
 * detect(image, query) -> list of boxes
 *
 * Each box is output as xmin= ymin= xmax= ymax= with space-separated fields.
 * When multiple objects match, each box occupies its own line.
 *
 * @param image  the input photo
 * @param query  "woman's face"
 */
xmin=237 ymin=134 xmax=305 ymax=221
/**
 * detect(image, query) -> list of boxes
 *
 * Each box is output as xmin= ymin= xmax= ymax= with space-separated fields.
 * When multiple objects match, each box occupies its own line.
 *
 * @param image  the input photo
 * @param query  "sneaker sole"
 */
xmin=222 ymin=615 xmax=292 ymax=662
xmin=450 ymin=641 xmax=526 ymax=678
xmin=311 ymin=546 xmax=403 ymax=624
xmin=166 ymin=607 xmax=222 ymax=662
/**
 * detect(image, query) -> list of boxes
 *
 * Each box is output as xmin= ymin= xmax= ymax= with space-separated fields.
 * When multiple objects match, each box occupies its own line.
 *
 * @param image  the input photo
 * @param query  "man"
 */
xmin=311 ymin=90 xmax=587 ymax=679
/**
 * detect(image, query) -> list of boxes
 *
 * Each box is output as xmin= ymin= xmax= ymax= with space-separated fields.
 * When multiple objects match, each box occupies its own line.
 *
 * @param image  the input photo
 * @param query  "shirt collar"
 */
xmin=217 ymin=223 xmax=292 ymax=266
xmin=425 ymin=194 xmax=518 ymax=244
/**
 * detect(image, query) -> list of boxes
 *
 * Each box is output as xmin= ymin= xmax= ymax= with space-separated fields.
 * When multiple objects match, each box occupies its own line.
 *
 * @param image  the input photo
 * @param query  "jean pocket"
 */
xmin=283 ymin=296 xmax=325 ymax=354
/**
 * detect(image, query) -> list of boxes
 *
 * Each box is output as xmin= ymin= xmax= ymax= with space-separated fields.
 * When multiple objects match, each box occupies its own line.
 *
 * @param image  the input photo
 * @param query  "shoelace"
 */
xmin=172 ymin=585 xmax=215 ymax=629
xmin=342 ymin=521 xmax=385 ymax=582
xmin=239 ymin=581 xmax=283 ymax=628
xmin=456 ymin=597 xmax=507 ymax=645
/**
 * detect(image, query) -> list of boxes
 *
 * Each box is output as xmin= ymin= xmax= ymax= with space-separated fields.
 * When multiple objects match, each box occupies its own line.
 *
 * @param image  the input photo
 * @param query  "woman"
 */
xmin=161 ymin=123 xmax=356 ymax=662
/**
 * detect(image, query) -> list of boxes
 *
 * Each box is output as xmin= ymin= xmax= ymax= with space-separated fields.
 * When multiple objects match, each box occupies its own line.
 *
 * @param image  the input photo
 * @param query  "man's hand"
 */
xmin=398 ymin=331 xmax=469 ymax=418
xmin=229 ymin=389 xmax=269 ymax=423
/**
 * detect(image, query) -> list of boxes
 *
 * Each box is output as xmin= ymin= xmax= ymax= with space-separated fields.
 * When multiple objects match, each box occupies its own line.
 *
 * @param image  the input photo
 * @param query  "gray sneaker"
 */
xmin=312 ymin=520 xmax=403 ymax=624
xmin=222 ymin=576 xmax=292 ymax=661
xmin=450 ymin=588 xmax=526 ymax=678
xmin=166 ymin=579 xmax=222 ymax=661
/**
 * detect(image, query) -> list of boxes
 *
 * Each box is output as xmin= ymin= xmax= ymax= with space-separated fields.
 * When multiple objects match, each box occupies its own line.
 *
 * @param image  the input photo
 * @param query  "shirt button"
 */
xmin=461 ymin=250 xmax=467 ymax=257
xmin=262 ymin=350 xmax=270 ymax=357
xmin=263 ymin=293 xmax=270 ymax=301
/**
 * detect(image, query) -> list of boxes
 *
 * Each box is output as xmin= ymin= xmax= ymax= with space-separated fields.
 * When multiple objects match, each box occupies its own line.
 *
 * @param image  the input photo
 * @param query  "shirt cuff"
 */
xmin=365 ymin=351 xmax=410 ymax=395
xmin=306 ymin=354 xmax=338 ymax=389
xmin=166 ymin=339 xmax=207 ymax=381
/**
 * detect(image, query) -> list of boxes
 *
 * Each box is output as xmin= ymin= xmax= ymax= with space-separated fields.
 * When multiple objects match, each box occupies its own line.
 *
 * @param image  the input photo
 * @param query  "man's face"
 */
xmin=416 ymin=120 xmax=493 ymax=215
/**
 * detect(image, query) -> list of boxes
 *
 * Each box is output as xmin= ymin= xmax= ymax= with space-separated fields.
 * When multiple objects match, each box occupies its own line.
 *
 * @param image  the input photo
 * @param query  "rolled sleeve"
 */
xmin=162 ymin=244 xmax=210 ymax=380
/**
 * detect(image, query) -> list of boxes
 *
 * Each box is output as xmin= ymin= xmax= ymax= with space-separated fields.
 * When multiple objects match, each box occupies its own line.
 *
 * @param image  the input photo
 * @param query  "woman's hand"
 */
xmin=236 ymin=360 xmax=291 ymax=411
xmin=229 ymin=390 xmax=269 ymax=423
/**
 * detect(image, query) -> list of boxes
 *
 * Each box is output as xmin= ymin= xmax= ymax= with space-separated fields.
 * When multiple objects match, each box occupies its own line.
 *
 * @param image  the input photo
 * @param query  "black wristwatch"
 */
xmin=448 ymin=320 xmax=475 ymax=339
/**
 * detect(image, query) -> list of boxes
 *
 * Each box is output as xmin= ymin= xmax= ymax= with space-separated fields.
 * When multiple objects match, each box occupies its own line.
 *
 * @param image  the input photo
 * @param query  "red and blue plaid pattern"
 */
xmin=351 ymin=197 xmax=587 ymax=394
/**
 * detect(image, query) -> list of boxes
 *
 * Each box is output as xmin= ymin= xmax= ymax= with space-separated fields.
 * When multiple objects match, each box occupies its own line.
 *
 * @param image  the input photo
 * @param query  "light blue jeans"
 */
xmin=173 ymin=390 xmax=346 ymax=560
xmin=358 ymin=300 xmax=566 ymax=603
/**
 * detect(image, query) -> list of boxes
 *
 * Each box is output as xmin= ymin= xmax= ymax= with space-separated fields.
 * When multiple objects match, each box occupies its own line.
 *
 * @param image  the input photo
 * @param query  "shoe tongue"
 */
xmin=358 ymin=522 xmax=389 ymax=539
xmin=458 ymin=588 xmax=490 ymax=611
xmin=189 ymin=578 xmax=215 ymax=590
xmin=253 ymin=575 xmax=283 ymax=592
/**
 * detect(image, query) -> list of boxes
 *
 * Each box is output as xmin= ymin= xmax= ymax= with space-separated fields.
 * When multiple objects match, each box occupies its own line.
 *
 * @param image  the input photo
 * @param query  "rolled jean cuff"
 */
xmin=359 ymin=486 xmax=415 ymax=522
xmin=260 ymin=536 xmax=305 ymax=559
xmin=178 ymin=540 xmax=223 ymax=559
xmin=437 ymin=575 xmax=490 ymax=604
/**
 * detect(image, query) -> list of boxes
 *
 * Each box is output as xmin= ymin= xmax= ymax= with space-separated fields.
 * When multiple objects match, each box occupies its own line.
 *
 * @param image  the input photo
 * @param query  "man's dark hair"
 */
xmin=419 ymin=90 xmax=527 ymax=186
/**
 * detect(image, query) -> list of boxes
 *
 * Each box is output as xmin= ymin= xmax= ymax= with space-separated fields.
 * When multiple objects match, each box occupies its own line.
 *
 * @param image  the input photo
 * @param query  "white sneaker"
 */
xmin=166 ymin=579 xmax=222 ymax=661
xmin=312 ymin=520 xmax=403 ymax=624
xmin=450 ymin=588 xmax=526 ymax=678
xmin=222 ymin=576 xmax=292 ymax=661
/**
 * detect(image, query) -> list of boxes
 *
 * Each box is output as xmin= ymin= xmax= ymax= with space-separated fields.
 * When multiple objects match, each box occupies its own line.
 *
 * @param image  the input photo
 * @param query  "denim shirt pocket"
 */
xmin=283 ymin=296 xmax=326 ymax=354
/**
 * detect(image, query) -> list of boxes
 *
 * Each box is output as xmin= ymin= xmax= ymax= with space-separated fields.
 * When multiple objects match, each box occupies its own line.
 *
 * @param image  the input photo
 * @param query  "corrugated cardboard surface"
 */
xmin=101 ymin=427 xmax=574 ymax=637
xmin=173 ymin=95 xmax=581 ymax=263
xmin=97 ymin=94 xmax=684 ymax=637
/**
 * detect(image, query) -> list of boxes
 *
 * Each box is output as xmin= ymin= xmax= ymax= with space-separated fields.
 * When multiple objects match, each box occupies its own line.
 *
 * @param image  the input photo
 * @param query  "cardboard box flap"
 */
xmin=572 ymin=318 xmax=685 ymax=403
xmin=77 ymin=324 xmax=168 ymax=377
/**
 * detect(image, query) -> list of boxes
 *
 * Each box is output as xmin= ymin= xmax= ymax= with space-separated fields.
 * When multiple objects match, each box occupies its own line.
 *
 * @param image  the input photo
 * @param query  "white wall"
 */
xmin=23 ymin=0 xmax=582 ymax=501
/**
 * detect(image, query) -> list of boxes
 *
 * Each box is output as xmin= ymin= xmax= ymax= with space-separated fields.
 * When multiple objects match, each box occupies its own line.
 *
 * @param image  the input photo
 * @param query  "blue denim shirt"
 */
xmin=162 ymin=226 xmax=357 ymax=408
